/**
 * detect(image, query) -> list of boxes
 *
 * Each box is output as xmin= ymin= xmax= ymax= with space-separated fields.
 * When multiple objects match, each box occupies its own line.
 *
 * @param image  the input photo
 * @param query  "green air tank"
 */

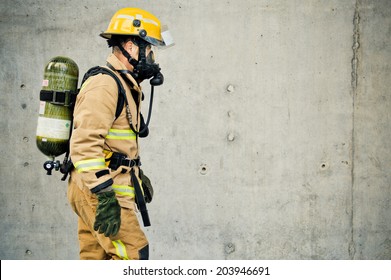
xmin=36 ymin=56 xmax=79 ymax=158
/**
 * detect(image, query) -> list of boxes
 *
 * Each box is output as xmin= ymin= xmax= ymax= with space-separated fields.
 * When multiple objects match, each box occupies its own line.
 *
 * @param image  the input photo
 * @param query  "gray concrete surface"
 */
xmin=0 ymin=0 xmax=390 ymax=260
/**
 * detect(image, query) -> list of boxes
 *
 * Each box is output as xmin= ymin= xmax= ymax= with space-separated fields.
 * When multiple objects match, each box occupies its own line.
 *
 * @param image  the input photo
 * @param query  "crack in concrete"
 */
xmin=349 ymin=0 xmax=360 ymax=260
xmin=352 ymin=2 xmax=361 ymax=90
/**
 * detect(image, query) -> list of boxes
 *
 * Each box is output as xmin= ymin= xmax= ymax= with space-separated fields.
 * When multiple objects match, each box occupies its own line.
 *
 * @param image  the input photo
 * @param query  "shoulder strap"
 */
xmin=81 ymin=66 xmax=149 ymax=137
xmin=81 ymin=66 xmax=125 ymax=119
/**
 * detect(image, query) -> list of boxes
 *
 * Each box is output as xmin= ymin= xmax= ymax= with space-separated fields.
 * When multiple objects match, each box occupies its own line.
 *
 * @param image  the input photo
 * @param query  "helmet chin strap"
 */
xmin=116 ymin=43 xmax=139 ymax=70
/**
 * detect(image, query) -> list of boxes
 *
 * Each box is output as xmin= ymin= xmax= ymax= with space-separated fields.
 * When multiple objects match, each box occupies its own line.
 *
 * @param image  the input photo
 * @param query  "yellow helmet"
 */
xmin=100 ymin=7 xmax=165 ymax=46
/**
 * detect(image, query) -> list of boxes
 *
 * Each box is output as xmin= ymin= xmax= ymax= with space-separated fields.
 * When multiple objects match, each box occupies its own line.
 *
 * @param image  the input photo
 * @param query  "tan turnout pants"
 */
xmin=67 ymin=179 xmax=149 ymax=260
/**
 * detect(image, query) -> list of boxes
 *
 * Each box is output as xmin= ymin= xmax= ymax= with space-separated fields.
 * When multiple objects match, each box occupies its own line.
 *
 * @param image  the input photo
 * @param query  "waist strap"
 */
xmin=106 ymin=151 xmax=141 ymax=171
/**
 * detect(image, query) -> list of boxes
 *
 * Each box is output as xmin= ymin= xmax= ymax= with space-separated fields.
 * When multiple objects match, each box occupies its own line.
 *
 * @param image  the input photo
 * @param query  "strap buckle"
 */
xmin=122 ymin=158 xmax=141 ymax=168
xmin=52 ymin=90 xmax=74 ymax=106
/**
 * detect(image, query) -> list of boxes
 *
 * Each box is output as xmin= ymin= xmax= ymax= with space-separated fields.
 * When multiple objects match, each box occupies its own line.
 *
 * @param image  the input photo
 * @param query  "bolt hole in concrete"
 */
xmin=320 ymin=162 xmax=329 ymax=170
xmin=20 ymin=84 xmax=26 ymax=89
xmin=199 ymin=164 xmax=208 ymax=175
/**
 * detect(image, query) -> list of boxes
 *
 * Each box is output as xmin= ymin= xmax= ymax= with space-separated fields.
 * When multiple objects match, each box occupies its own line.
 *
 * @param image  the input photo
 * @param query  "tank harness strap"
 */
xmin=81 ymin=66 xmax=126 ymax=119
xmin=106 ymin=63 xmax=149 ymax=138
xmin=40 ymin=89 xmax=77 ymax=106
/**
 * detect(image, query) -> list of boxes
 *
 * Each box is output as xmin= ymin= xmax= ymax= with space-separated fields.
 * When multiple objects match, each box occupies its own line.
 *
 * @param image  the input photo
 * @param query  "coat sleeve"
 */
xmin=70 ymin=74 xmax=118 ymax=193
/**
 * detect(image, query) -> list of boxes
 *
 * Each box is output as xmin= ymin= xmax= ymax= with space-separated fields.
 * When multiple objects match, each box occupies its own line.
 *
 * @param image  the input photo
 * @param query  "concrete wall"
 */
xmin=0 ymin=0 xmax=390 ymax=260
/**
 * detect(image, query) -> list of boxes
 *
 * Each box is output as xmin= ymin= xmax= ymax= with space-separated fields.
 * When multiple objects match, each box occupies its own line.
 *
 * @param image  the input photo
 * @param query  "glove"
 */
xmin=139 ymin=169 xmax=154 ymax=203
xmin=93 ymin=190 xmax=121 ymax=237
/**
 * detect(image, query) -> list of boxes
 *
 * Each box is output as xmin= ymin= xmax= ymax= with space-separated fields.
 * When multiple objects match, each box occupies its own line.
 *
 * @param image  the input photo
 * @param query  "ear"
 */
xmin=124 ymin=40 xmax=134 ymax=52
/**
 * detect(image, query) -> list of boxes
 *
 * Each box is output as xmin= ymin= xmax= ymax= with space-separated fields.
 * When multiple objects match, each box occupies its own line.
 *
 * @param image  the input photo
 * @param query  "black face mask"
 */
xmin=117 ymin=38 xmax=164 ymax=86
xmin=135 ymin=41 xmax=160 ymax=80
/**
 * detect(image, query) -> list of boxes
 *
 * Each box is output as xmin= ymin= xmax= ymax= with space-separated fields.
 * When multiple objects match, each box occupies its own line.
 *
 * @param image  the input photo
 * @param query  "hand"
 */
xmin=94 ymin=190 xmax=121 ymax=237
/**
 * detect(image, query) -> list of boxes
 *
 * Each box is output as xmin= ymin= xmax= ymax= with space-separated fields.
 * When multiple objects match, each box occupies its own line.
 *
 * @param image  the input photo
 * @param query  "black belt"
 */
xmin=107 ymin=152 xmax=141 ymax=170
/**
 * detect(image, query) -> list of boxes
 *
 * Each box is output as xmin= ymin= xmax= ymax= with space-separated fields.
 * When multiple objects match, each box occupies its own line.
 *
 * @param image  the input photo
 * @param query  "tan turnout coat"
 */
xmin=69 ymin=54 xmax=142 ymax=209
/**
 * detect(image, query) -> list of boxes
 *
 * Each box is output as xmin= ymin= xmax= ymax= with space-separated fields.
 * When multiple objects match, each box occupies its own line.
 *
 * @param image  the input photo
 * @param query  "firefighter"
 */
xmin=67 ymin=7 xmax=167 ymax=260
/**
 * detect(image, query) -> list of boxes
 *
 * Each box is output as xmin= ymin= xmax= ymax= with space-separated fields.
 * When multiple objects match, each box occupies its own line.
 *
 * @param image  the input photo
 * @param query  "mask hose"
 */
xmin=128 ymin=85 xmax=154 ymax=136
xmin=143 ymin=85 xmax=154 ymax=130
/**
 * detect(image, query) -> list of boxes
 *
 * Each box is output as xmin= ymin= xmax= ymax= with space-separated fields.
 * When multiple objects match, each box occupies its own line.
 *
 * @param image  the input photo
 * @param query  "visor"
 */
xmin=144 ymin=25 xmax=174 ymax=48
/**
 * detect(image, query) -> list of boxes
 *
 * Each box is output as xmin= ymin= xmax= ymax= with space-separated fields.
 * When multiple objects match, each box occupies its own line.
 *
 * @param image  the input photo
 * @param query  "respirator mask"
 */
xmin=114 ymin=35 xmax=164 ymax=86
xmin=132 ymin=36 xmax=164 ymax=86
